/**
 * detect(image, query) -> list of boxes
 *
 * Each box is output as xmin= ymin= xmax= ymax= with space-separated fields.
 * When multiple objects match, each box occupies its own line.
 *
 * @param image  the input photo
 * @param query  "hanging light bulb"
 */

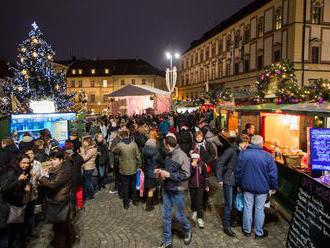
xmin=21 ymin=69 xmax=27 ymax=75
xmin=32 ymin=52 xmax=38 ymax=58
xmin=47 ymin=55 xmax=53 ymax=60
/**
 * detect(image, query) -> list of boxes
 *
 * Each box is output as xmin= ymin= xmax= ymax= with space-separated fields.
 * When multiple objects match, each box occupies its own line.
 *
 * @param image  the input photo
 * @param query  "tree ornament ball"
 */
xmin=32 ymin=38 xmax=38 ymax=44
xmin=32 ymin=52 xmax=38 ymax=58
xmin=21 ymin=47 xmax=26 ymax=52
xmin=47 ymin=55 xmax=53 ymax=60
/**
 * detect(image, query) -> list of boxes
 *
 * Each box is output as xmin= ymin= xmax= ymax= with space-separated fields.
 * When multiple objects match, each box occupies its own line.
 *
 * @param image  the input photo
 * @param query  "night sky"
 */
xmin=0 ymin=0 xmax=251 ymax=69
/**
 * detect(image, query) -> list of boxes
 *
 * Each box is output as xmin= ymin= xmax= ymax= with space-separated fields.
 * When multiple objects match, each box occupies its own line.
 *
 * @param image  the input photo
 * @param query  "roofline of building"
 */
xmin=184 ymin=0 xmax=272 ymax=55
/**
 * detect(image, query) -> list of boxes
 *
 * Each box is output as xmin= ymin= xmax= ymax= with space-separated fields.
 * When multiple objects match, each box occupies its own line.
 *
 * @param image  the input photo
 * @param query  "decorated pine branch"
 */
xmin=1 ymin=22 xmax=74 ymax=114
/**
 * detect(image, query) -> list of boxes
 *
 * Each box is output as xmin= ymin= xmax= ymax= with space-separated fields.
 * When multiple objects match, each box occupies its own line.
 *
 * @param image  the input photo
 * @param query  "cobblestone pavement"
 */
xmin=28 ymin=177 xmax=289 ymax=248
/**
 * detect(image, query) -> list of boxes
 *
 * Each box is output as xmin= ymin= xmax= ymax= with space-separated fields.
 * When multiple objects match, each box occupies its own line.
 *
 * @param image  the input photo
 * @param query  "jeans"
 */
xmin=223 ymin=185 xmax=237 ymax=229
xmin=97 ymin=165 xmax=107 ymax=189
xmin=243 ymin=192 xmax=267 ymax=236
xmin=24 ymin=200 xmax=36 ymax=236
xmin=83 ymin=169 xmax=95 ymax=200
xmin=163 ymin=191 xmax=191 ymax=245
xmin=189 ymin=187 xmax=204 ymax=218
xmin=120 ymin=173 xmax=137 ymax=206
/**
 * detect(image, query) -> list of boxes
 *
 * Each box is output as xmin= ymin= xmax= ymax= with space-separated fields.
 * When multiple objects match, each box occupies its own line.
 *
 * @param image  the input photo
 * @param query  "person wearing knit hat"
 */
xmin=189 ymin=150 xmax=209 ymax=229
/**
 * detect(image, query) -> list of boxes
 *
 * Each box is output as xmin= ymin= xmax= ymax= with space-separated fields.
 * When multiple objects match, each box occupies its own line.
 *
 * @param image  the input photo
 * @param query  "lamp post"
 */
xmin=165 ymin=52 xmax=180 ymax=111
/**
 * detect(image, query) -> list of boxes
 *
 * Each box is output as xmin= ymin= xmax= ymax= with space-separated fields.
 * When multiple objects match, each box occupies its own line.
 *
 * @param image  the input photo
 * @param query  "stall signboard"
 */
xmin=310 ymin=128 xmax=330 ymax=171
xmin=286 ymin=174 xmax=330 ymax=248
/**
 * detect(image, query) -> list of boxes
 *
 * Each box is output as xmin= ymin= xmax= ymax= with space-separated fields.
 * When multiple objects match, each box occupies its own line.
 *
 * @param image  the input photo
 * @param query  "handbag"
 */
xmin=7 ymin=204 xmax=26 ymax=224
xmin=45 ymin=197 xmax=70 ymax=223
xmin=234 ymin=192 xmax=244 ymax=212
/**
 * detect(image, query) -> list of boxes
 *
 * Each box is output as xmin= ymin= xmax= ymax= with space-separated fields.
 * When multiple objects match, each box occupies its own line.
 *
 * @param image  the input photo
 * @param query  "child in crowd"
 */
xmin=189 ymin=151 xmax=209 ymax=228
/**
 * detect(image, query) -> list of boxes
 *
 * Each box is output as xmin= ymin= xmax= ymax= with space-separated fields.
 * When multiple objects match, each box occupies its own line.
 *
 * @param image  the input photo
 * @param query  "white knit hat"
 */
xmin=190 ymin=152 xmax=200 ymax=159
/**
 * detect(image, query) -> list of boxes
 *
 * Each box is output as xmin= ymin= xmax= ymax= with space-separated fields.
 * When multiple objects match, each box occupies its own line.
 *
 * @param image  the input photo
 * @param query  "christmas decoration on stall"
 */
xmin=1 ymin=22 xmax=74 ymax=114
xmin=198 ymin=85 xmax=233 ymax=105
xmin=301 ymin=78 xmax=330 ymax=103
xmin=254 ymin=60 xmax=302 ymax=104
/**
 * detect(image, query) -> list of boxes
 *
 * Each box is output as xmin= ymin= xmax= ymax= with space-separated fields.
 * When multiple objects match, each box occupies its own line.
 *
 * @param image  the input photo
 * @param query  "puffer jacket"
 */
xmin=177 ymin=129 xmax=193 ymax=156
xmin=164 ymin=146 xmax=191 ymax=192
xmin=0 ymin=144 xmax=19 ymax=168
xmin=113 ymin=137 xmax=141 ymax=175
xmin=142 ymin=139 xmax=160 ymax=179
xmin=39 ymin=161 xmax=72 ymax=202
xmin=80 ymin=146 xmax=98 ymax=171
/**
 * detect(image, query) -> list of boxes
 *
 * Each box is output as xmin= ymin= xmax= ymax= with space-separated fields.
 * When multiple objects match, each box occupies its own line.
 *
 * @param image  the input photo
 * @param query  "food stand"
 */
xmin=236 ymin=102 xmax=330 ymax=220
xmin=215 ymin=101 xmax=238 ymax=132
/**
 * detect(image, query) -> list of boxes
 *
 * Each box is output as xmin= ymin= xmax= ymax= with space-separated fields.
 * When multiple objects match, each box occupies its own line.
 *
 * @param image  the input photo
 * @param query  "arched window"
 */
xmin=312 ymin=1 xmax=323 ymax=24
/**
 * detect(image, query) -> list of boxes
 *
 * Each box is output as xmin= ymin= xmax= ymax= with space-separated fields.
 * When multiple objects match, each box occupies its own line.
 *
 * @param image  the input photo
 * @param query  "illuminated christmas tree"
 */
xmin=2 ymin=22 xmax=74 ymax=113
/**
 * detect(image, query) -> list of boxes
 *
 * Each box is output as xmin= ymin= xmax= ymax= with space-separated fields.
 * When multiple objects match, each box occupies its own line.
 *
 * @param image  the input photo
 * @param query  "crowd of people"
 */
xmin=0 ymin=110 xmax=278 ymax=248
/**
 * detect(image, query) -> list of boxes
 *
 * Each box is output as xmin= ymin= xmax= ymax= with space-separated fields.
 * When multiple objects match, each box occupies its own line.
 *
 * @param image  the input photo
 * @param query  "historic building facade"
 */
xmin=65 ymin=59 xmax=165 ymax=112
xmin=178 ymin=0 xmax=330 ymax=100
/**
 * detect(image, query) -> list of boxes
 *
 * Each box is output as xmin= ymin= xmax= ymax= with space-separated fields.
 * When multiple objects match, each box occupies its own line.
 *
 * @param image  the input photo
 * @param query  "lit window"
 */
xmin=105 ymin=68 xmax=109 ymax=74
xmin=91 ymin=69 xmax=96 ymax=74
xmin=142 ymin=79 xmax=146 ymax=85
xmin=78 ymin=69 xmax=83 ymax=75
xmin=78 ymin=80 xmax=82 ymax=87
xmin=120 ymin=80 xmax=125 ymax=85
xmin=90 ymin=80 xmax=95 ymax=87
xmin=275 ymin=8 xmax=282 ymax=30
xmin=103 ymin=79 xmax=108 ymax=87
xmin=72 ymin=69 xmax=76 ymax=75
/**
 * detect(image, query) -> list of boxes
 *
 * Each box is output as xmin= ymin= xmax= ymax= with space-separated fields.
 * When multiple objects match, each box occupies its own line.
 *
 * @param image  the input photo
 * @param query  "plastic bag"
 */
xmin=234 ymin=192 xmax=244 ymax=212
xmin=136 ymin=169 xmax=141 ymax=190
xmin=139 ymin=170 xmax=145 ymax=197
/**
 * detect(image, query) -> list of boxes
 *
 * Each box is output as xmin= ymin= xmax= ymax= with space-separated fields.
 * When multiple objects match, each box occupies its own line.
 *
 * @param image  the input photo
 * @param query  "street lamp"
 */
xmin=165 ymin=51 xmax=180 ymax=110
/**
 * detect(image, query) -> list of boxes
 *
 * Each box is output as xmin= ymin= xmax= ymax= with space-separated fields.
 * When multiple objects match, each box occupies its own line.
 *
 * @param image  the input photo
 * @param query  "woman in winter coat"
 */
xmin=1 ymin=154 xmax=31 ymax=248
xmin=79 ymin=136 xmax=98 ymax=200
xmin=95 ymin=133 xmax=109 ymax=190
xmin=216 ymin=134 xmax=249 ymax=237
xmin=177 ymin=124 xmax=193 ymax=156
xmin=142 ymin=129 xmax=161 ymax=211
xmin=38 ymin=150 xmax=75 ymax=248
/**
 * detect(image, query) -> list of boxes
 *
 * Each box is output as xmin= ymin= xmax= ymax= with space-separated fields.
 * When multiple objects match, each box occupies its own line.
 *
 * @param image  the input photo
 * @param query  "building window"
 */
xmin=226 ymin=36 xmax=231 ymax=51
xmin=234 ymin=62 xmax=239 ymax=75
xmin=103 ymin=95 xmax=108 ymax=102
xmin=205 ymin=48 xmax=209 ymax=60
xmin=244 ymin=59 xmax=250 ymax=73
xmin=120 ymin=80 xmax=125 ymax=86
xmin=244 ymin=26 xmax=250 ymax=44
xmin=90 ymin=80 xmax=95 ymax=87
xmin=311 ymin=46 xmax=320 ymax=63
xmin=103 ymin=79 xmax=108 ymax=87
xmin=78 ymin=69 xmax=83 ymax=75
xmin=273 ymin=50 xmax=281 ymax=62
xmin=212 ymin=44 xmax=216 ymax=57
xmin=90 ymin=94 xmax=95 ymax=103
xmin=226 ymin=63 xmax=231 ymax=76
xmin=131 ymin=79 xmax=135 ymax=84
xmin=70 ymin=81 xmax=75 ymax=88
xmin=257 ymin=55 xmax=263 ymax=70
xmin=275 ymin=8 xmax=282 ymax=30
xmin=218 ymin=40 xmax=223 ymax=54
xmin=91 ymin=69 xmax=96 ymax=74
xmin=72 ymin=69 xmax=76 ymax=75
xmin=105 ymin=68 xmax=109 ymax=74
xmin=257 ymin=17 xmax=264 ymax=38
xmin=78 ymin=80 xmax=82 ymax=88
xmin=312 ymin=4 xmax=322 ymax=24
xmin=218 ymin=62 xmax=223 ymax=78
xmin=195 ymin=54 xmax=198 ymax=64
xmin=199 ymin=51 xmax=203 ymax=62
xmin=142 ymin=79 xmax=146 ymax=85
xmin=234 ymin=31 xmax=240 ymax=48
xmin=190 ymin=57 xmax=193 ymax=66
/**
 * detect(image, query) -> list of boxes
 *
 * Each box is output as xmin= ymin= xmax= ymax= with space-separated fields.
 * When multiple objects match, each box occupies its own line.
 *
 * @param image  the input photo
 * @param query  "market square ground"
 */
xmin=28 ymin=177 xmax=289 ymax=248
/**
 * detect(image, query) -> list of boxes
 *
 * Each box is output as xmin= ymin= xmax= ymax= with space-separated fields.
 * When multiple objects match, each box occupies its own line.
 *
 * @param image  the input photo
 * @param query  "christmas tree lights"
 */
xmin=1 ymin=22 xmax=74 ymax=114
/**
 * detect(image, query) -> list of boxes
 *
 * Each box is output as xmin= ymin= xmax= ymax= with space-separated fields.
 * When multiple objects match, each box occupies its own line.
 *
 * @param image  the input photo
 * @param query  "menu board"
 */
xmin=310 ymin=128 xmax=330 ymax=171
xmin=286 ymin=174 xmax=330 ymax=248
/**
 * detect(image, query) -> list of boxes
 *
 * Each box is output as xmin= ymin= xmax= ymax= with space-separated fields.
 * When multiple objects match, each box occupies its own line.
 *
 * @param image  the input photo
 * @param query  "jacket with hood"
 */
xmin=142 ymin=139 xmax=160 ymax=179
xmin=216 ymin=144 xmax=239 ymax=186
xmin=112 ymin=137 xmax=141 ymax=175
xmin=80 ymin=146 xmax=98 ymax=171
xmin=177 ymin=129 xmax=193 ymax=156
xmin=164 ymin=145 xmax=191 ymax=192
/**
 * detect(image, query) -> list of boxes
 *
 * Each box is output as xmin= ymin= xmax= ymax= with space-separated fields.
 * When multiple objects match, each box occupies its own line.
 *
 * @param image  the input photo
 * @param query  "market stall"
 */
xmin=107 ymin=84 xmax=170 ymax=116
xmin=215 ymin=101 xmax=237 ymax=133
xmin=175 ymin=101 xmax=199 ymax=113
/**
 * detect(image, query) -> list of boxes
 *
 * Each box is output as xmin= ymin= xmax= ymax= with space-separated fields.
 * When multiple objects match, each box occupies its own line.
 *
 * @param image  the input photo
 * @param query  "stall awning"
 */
xmin=281 ymin=102 xmax=330 ymax=116
xmin=106 ymin=85 xmax=170 ymax=97
xmin=236 ymin=103 xmax=292 ymax=113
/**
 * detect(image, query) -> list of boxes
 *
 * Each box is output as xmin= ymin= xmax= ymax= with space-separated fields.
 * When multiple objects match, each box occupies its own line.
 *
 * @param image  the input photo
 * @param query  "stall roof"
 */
xmin=281 ymin=102 xmax=330 ymax=116
xmin=106 ymin=84 xmax=170 ymax=97
xmin=236 ymin=103 xmax=292 ymax=112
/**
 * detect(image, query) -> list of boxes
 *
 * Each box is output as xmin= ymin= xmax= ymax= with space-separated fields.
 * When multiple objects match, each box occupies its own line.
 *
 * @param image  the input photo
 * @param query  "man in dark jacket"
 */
xmin=156 ymin=134 xmax=192 ymax=248
xmin=216 ymin=135 xmax=249 ymax=237
xmin=177 ymin=124 xmax=193 ymax=156
xmin=235 ymin=135 xmax=278 ymax=239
